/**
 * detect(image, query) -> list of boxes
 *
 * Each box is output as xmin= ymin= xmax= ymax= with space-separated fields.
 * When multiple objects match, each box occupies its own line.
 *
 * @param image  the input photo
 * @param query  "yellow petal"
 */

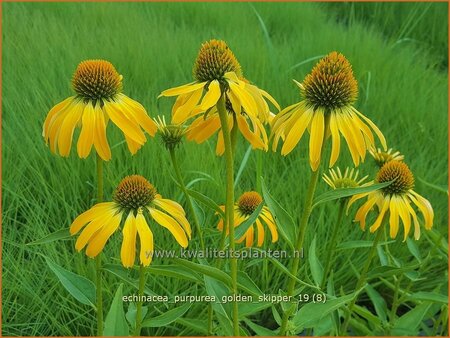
xmin=57 ymin=101 xmax=84 ymax=157
xmin=355 ymin=195 xmax=378 ymax=230
xmin=104 ymin=101 xmax=146 ymax=144
xmin=329 ymin=112 xmax=341 ymax=167
xmin=229 ymin=81 xmax=258 ymax=118
xmin=85 ymin=212 xmax=122 ymax=258
xmin=173 ymin=88 xmax=203 ymax=124
xmin=388 ymin=195 xmax=400 ymax=238
xmin=135 ymin=211 xmax=154 ymax=266
xmin=309 ymin=110 xmax=325 ymax=171
xmin=245 ymin=226 xmax=254 ymax=247
xmin=256 ymin=219 xmax=265 ymax=247
xmin=216 ymin=131 xmax=225 ymax=156
xmin=354 ymin=108 xmax=387 ymax=150
xmin=281 ymin=109 xmax=313 ymax=155
xmin=336 ymin=111 xmax=360 ymax=166
xmin=120 ymin=94 xmax=157 ymax=136
xmin=149 ymin=207 xmax=188 ymax=247
xmin=153 ymin=198 xmax=191 ymax=237
xmin=76 ymin=207 xmax=117 ymax=252
xmin=159 ymin=81 xmax=206 ymax=97
xmin=93 ymin=104 xmax=112 ymax=161
xmin=369 ymin=196 xmax=390 ymax=233
xmin=121 ymin=213 xmax=137 ymax=268
xmin=409 ymin=191 xmax=434 ymax=230
xmin=397 ymin=196 xmax=411 ymax=241
xmin=77 ymin=102 xmax=96 ymax=159
xmin=70 ymin=203 xmax=116 ymax=235
xmin=43 ymin=96 xmax=76 ymax=139
xmin=187 ymin=115 xmax=221 ymax=143
xmin=200 ymin=80 xmax=221 ymax=110
xmin=237 ymin=115 xmax=265 ymax=150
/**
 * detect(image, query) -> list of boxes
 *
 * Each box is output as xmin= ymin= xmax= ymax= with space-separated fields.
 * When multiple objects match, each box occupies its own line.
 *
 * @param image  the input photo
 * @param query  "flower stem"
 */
xmin=340 ymin=227 xmax=384 ymax=335
xmin=279 ymin=117 xmax=329 ymax=336
xmin=320 ymin=199 xmax=346 ymax=290
xmin=169 ymin=148 xmax=205 ymax=250
xmin=134 ymin=265 xmax=147 ymax=336
xmin=95 ymin=154 xmax=104 ymax=336
xmin=217 ymin=94 xmax=239 ymax=336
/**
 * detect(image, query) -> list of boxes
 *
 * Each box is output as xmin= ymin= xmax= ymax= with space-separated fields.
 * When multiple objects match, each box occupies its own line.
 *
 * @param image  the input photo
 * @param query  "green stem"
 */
xmin=256 ymin=151 xmax=263 ymax=193
xmin=340 ymin=227 xmax=384 ymax=335
xmin=320 ymin=199 xmax=346 ymax=290
xmin=95 ymin=154 xmax=104 ymax=336
xmin=134 ymin=265 xmax=147 ymax=336
xmin=169 ymin=148 xmax=205 ymax=250
xmin=217 ymin=94 xmax=239 ymax=336
xmin=279 ymin=116 xmax=329 ymax=336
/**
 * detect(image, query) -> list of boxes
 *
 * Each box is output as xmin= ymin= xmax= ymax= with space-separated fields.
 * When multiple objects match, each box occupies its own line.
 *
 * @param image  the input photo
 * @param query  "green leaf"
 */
xmin=102 ymin=264 xmax=157 ymax=297
xmin=173 ymin=258 xmax=231 ymax=286
xmin=353 ymin=304 xmax=381 ymax=327
xmin=293 ymin=293 xmax=356 ymax=330
xmin=233 ymin=203 xmax=264 ymax=240
xmin=244 ymin=318 xmax=276 ymax=336
xmin=27 ymin=228 xmax=71 ymax=245
xmin=312 ymin=181 xmax=393 ymax=209
xmin=204 ymin=275 xmax=233 ymax=336
xmin=406 ymin=238 xmax=422 ymax=262
xmin=417 ymin=176 xmax=448 ymax=195
xmin=308 ymin=235 xmax=323 ymax=286
xmin=407 ymin=291 xmax=448 ymax=304
xmin=391 ymin=302 xmax=433 ymax=335
xmin=234 ymin=145 xmax=252 ymax=188
xmin=261 ymin=178 xmax=295 ymax=248
xmin=126 ymin=303 xmax=148 ymax=330
xmin=237 ymin=270 xmax=263 ymax=297
xmin=104 ymin=284 xmax=129 ymax=336
xmin=175 ymin=317 xmax=208 ymax=335
xmin=147 ymin=265 xmax=202 ymax=283
xmin=45 ymin=256 xmax=96 ymax=307
xmin=367 ymin=264 xmax=420 ymax=280
xmin=365 ymin=285 xmax=387 ymax=323
xmin=238 ymin=301 xmax=272 ymax=319
xmin=187 ymin=189 xmax=225 ymax=218
xmin=141 ymin=303 xmax=191 ymax=328
xmin=337 ymin=240 xmax=395 ymax=250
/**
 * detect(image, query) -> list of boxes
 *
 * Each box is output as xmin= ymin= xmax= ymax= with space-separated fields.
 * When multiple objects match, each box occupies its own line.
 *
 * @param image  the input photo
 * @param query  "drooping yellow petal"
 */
xmin=353 ymin=108 xmax=387 ymax=150
xmin=237 ymin=115 xmax=265 ymax=150
xmin=173 ymin=88 xmax=203 ymax=124
xmin=329 ymin=112 xmax=341 ymax=167
xmin=135 ymin=211 xmax=154 ymax=266
xmin=43 ymin=96 xmax=76 ymax=139
xmin=397 ymin=196 xmax=411 ymax=241
xmin=57 ymin=101 xmax=84 ymax=157
xmin=85 ymin=212 xmax=122 ymax=258
xmin=403 ymin=197 xmax=421 ymax=240
xmin=408 ymin=191 xmax=434 ymax=230
xmin=103 ymin=101 xmax=146 ymax=144
xmin=245 ymin=226 xmax=254 ymax=247
xmin=309 ymin=110 xmax=325 ymax=171
xmin=76 ymin=207 xmax=117 ymax=252
xmin=346 ymin=191 xmax=372 ymax=213
xmin=120 ymin=94 xmax=157 ymax=136
xmin=153 ymin=198 xmax=191 ymax=237
xmin=388 ymin=195 xmax=400 ymax=238
xmin=228 ymin=81 xmax=258 ymax=118
xmin=256 ymin=219 xmax=265 ymax=247
xmin=336 ymin=111 xmax=360 ymax=166
xmin=93 ymin=104 xmax=111 ymax=161
xmin=200 ymin=80 xmax=221 ymax=110
xmin=281 ymin=109 xmax=313 ymax=155
xmin=149 ymin=207 xmax=188 ymax=247
xmin=187 ymin=115 xmax=221 ymax=143
xmin=48 ymin=101 xmax=77 ymax=153
xmin=369 ymin=195 xmax=390 ymax=233
xmin=159 ymin=81 xmax=206 ymax=97
xmin=355 ymin=194 xmax=378 ymax=230
xmin=77 ymin=102 xmax=96 ymax=159
xmin=70 ymin=202 xmax=116 ymax=235
xmin=124 ymin=133 xmax=143 ymax=154
xmin=121 ymin=213 xmax=137 ymax=268
xmin=216 ymin=130 xmax=225 ymax=156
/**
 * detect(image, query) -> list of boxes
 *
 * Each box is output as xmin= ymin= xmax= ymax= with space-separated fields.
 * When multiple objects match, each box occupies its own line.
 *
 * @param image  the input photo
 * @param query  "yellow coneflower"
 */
xmin=369 ymin=146 xmax=404 ymax=167
xmin=159 ymin=39 xmax=279 ymax=154
xmin=154 ymin=116 xmax=186 ymax=151
xmin=323 ymin=167 xmax=368 ymax=190
xmin=43 ymin=60 xmax=157 ymax=161
xmin=347 ymin=161 xmax=433 ymax=240
xmin=217 ymin=191 xmax=278 ymax=247
xmin=271 ymin=52 xmax=387 ymax=171
xmin=70 ymin=175 xmax=191 ymax=267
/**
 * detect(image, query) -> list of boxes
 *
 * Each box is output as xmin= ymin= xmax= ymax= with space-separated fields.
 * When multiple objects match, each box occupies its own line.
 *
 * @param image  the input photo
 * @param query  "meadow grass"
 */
xmin=2 ymin=2 xmax=448 ymax=336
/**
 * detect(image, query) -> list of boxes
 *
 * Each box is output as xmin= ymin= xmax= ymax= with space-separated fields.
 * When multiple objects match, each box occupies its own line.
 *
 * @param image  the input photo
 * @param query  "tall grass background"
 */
xmin=2 ymin=2 xmax=448 ymax=336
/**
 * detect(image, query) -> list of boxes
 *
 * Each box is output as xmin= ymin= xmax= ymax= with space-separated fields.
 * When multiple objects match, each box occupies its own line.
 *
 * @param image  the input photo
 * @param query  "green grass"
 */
xmin=2 ymin=2 xmax=448 ymax=336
